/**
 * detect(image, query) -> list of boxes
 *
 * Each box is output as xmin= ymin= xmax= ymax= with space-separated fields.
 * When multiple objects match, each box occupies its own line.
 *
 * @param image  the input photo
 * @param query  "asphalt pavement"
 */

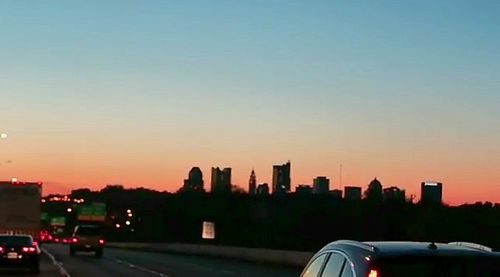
xmin=0 ymin=251 xmax=62 ymax=277
xmin=43 ymin=244 xmax=302 ymax=277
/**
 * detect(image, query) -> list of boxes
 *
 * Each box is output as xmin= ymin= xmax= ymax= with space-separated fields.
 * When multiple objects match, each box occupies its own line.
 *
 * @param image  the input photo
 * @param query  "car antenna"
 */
xmin=428 ymin=242 xmax=438 ymax=250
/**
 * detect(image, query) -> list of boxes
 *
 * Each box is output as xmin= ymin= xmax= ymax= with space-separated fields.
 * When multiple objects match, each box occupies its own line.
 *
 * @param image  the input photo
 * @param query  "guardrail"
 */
xmin=107 ymin=242 xmax=314 ymax=267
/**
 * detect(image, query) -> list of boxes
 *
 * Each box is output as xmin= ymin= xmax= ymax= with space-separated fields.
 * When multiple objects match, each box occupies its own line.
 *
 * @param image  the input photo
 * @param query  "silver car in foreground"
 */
xmin=301 ymin=240 xmax=500 ymax=277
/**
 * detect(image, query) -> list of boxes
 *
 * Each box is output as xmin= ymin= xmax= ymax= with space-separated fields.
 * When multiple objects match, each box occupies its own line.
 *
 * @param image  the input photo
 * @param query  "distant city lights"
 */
xmin=42 ymin=195 xmax=85 ymax=203
xmin=125 ymin=220 xmax=131 ymax=226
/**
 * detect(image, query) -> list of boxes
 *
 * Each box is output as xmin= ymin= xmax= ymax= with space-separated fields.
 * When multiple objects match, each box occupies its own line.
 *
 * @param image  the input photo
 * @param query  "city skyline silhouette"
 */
xmin=2 ymin=1 xmax=499 ymax=205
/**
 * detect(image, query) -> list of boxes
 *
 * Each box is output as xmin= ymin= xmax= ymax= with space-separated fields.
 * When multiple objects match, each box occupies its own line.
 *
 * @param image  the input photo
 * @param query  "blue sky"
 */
xmin=1 ymin=1 xmax=499 ymax=203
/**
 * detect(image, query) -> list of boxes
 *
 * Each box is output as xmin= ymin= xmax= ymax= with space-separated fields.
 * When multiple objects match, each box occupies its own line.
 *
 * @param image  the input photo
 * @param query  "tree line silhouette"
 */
xmin=43 ymin=185 xmax=500 ymax=252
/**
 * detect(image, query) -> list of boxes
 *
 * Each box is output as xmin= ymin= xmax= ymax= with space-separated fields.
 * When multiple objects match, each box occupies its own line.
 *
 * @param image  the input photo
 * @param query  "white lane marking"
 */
xmin=42 ymin=247 xmax=72 ymax=277
xmin=112 ymin=257 xmax=171 ymax=277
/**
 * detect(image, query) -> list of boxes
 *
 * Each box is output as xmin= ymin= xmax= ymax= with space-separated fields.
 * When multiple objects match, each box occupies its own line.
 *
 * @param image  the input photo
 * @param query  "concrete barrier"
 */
xmin=107 ymin=242 xmax=314 ymax=267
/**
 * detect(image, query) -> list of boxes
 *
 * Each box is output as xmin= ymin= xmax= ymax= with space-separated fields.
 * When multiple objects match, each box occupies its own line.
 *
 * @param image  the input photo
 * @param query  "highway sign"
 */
xmin=77 ymin=203 xmax=106 ymax=222
xmin=50 ymin=217 xmax=66 ymax=226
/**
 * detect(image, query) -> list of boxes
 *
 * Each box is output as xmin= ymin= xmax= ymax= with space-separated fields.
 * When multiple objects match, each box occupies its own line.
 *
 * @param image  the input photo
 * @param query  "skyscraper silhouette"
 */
xmin=344 ymin=186 xmax=362 ymax=201
xmin=383 ymin=186 xmax=406 ymax=202
xmin=296 ymin=184 xmax=313 ymax=195
xmin=313 ymin=176 xmax=330 ymax=194
xmin=256 ymin=183 xmax=270 ymax=195
xmin=272 ymin=161 xmax=291 ymax=194
xmin=211 ymin=167 xmax=232 ymax=193
xmin=183 ymin=167 xmax=204 ymax=192
xmin=420 ymin=182 xmax=443 ymax=205
xmin=365 ymin=178 xmax=383 ymax=202
xmin=249 ymin=170 xmax=257 ymax=195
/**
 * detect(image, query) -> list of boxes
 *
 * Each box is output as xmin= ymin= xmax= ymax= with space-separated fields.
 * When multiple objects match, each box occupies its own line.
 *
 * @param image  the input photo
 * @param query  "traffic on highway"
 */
xmin=8 ymin=238 xmax=500 ymax=277
xmin=0 ymin=178 xmax=497 ymax=276
xmin=0 ymin=179 xmax=300 ymax=276
xmin=0 ymin=179 xmax=299 ymax=276
xmin=41 ymin=243 xmax=301 ymax=277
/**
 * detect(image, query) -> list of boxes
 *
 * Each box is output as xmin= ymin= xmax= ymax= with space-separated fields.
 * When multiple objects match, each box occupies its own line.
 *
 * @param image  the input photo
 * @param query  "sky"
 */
xmin=0 ymin=1 xmax=499 ymax=205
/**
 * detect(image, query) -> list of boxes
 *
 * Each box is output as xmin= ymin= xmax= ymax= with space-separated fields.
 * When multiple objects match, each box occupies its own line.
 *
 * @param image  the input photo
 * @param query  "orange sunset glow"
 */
xmin=1 ymin=1 xmax=499 ymax=206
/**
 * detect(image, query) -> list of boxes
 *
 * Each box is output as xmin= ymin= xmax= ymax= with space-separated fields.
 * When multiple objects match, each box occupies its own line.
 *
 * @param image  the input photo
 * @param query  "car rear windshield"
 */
xmin=0 ymin=236 xmax=32 ymax=246
xmin=76 ymin=227 xmax=101 ymax=236
xmin=374 ymin=255 xmax=500 ymax=277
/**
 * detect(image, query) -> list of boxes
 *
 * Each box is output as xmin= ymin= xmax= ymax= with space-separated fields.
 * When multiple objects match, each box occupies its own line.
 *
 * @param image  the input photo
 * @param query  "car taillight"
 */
xmin=98 ymin=239 xmax=105 ymax=245
xmin=22 ymin=247 xmax=37 ymax=253
xmin=0 ymin=246 xmax=4 ymax=253
xmin=368 ymin=269 xmax=379 ymax=277
xmin=72 ymin=237 xmax=79 ymax=243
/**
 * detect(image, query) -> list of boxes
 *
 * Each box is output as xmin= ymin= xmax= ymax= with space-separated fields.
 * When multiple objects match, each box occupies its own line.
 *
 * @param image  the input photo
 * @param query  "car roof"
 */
xmin=321 ymin=240 xmax=496 ymax=258
xmin=367 ymin=241 xmax=493 ymax=257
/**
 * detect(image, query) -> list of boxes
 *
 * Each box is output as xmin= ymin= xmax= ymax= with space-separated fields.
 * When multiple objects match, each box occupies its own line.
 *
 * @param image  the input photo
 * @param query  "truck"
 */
xmin=0 ymin=180 xmax=42 ymax=241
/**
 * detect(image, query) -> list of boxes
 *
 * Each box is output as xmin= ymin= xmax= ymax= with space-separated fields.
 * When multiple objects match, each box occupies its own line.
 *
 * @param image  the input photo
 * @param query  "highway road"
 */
xmin=43 ymin=244 xmax=302 ymax=277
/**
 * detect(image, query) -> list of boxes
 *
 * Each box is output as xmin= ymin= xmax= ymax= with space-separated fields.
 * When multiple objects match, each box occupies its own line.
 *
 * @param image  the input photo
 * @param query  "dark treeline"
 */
xmin=44 ymin=186 xmax=500 ymax=252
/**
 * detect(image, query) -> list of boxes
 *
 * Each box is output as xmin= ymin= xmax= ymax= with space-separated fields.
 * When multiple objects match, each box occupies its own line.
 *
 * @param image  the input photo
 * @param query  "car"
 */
xmin=38 ymin=230 xmax=53 ymax=244
xmin=301 ymin=240 xmax=500 ymax=277
xmin=69 ymin=225 xmax=105 ymax=257
xmin=0 ymin=234 xmax=40 ymax=274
